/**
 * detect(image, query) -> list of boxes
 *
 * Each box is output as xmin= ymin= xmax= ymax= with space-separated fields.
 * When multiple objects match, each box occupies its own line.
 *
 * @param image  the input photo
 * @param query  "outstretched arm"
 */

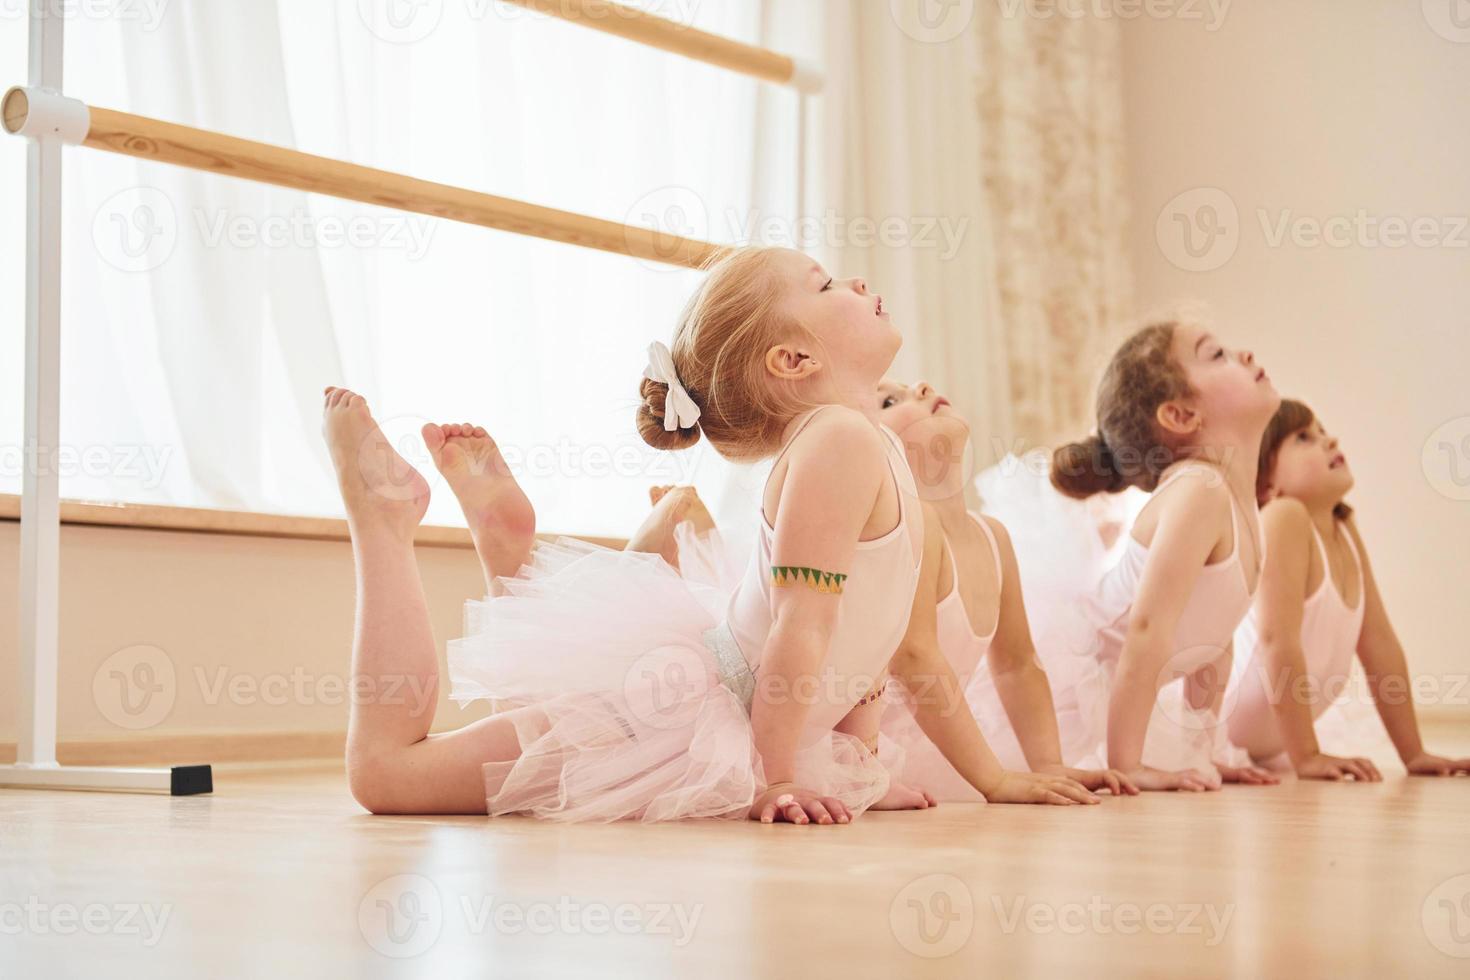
xmin=887 ymin=504 xmax=1097 ymax=805
xmin=983 ymin=518 xmax=1136 ymax=795
xmin=1349 ymin=518 xmax=1470 ymax=775
xmin=1110 ymin=475 xmax=1223 ymax=790
xmin=1254 ymin=500 xmax=1378 ymax=781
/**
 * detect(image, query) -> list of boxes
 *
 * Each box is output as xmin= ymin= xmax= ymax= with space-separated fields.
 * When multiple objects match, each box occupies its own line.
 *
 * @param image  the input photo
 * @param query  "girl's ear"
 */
xmin=765 ymin=344 xmax=821 ymax=382
xmin=1156 ymin=399 xmax=1201 ymax=438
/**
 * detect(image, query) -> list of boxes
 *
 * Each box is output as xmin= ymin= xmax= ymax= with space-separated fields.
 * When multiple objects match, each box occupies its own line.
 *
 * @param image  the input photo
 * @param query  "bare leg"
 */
xmin=423 ymin=422 xmax=536 ymax=595
xmin=624 ymin=485 xmax=717 ymax=569
xmin=325 ymin=388 xmax=528 ymax=814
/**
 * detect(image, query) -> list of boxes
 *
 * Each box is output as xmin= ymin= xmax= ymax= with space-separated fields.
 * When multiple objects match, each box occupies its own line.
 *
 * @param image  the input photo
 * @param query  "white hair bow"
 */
xmin=643 ymin=341 xmax=702 ymax=432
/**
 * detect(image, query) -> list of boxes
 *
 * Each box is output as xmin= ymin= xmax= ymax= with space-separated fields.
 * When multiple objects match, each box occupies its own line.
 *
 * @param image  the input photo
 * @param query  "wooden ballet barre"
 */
xmin=502 ymin=0 xmax=822 ymax=92
xmin=1 ymin=86 xmax=724 ymax=270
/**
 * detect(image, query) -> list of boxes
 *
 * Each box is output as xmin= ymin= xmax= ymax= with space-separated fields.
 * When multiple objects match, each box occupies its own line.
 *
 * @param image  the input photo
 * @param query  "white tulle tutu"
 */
xmin=448 ymin=538 xmax=890 ymax=822
xmin=1227 ymin=661 xmax=1402 ymax=773
xmin=679 ymin=521 xmax=994 ymax=801
xmin=975 ymin=454 xmax=1249 ymax=777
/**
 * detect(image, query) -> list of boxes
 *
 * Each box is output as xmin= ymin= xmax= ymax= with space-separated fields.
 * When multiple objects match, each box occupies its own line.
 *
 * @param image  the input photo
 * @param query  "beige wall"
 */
xmin=1120 ymin=1 xmax=1469 ymax=712
xmin=0 ymin=521 xmax=492 ymax=750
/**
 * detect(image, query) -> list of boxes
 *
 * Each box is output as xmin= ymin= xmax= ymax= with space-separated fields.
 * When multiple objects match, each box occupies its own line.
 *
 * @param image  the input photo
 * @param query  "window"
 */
xmin=0 ymin=1 xmax=802 ymax=536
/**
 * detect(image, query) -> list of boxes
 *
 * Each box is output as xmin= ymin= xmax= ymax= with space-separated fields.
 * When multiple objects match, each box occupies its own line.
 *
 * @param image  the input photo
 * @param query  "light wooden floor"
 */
xmin=4 ymin=733 xmax=1470 ymax=978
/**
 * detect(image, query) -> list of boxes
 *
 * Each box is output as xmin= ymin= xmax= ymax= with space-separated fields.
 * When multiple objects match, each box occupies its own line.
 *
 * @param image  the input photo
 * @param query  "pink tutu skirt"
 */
xmin=975 ymin=455 xmax=1250 ymax=777
xmin=448 ymin=539 xmax=889 ymax=823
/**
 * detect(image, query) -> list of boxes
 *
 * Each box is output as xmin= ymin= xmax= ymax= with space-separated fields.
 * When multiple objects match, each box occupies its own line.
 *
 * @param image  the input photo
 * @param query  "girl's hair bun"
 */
xmin=1051 ymin=433 xmax=1127 ymax=499
xmin=637 ymin=377 xmax=702 ymax=451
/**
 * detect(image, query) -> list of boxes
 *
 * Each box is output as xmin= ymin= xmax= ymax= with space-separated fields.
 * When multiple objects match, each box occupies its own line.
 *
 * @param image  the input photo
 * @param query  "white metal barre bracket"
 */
xmin=3 ymin=2 xmax=210 ymax=797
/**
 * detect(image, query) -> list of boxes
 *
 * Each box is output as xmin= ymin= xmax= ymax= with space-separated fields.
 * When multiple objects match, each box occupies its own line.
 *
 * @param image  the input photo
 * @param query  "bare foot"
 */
xmin=626 ymin=486 xmax=716 ymax=567
xmin=422 ymin=422 xmax=536 ymax=585
xmin=322 ymin=387 xmax=430 ymax=540
xmin=870 ymin=781 xmax=938 ymax=811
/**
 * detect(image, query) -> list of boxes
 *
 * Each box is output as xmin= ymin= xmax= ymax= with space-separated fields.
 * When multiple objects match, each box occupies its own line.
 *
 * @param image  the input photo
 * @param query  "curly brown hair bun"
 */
xmin=1051 ymin=321 xmax=1194 ymax=499
xmin=637 ymin=377 xmax=702 ymax=451
xmin=1051 ymin=433 xmax=1128 ymax=498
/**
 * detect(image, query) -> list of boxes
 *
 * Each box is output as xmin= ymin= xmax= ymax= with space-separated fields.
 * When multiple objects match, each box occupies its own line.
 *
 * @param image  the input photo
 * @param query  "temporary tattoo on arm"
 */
xmin=771 ymin=566 xmax=848 ymax=594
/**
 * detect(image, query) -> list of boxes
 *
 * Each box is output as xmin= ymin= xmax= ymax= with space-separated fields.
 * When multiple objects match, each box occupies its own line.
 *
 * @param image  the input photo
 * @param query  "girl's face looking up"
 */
xmin=877 ymin=379 xmax=972 ymax=500
xmin=768 ymin=249 xmax=902 ymax=388
xmin=1267 ymin=417 xmax=1355 ymax=505
xmin=1169 ymin=322 xmax=1281 ymax=439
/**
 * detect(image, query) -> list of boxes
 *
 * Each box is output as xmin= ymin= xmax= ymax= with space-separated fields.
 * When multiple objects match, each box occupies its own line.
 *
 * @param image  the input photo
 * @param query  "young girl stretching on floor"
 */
xmin=637 ymin=380 xmax=1135 ymax=803
xmin=1021 ymin=316 xmax=1284 ymax=791
xmin=322 ymin=246 xmax=1091 ymax=822
xmin=874 ymin=380 xmax=1137 ymax=800
xmin=1228 ymin=399 xmax=1470 ymax=779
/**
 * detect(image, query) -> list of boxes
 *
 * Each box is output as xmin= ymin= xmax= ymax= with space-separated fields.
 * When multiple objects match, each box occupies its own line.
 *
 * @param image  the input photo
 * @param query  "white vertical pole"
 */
xmin=17 ymin=3 xmax=65 ymax=767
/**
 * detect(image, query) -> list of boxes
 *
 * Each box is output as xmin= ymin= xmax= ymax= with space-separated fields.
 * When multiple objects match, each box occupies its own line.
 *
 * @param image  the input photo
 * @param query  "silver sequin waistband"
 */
xmin=702 ymin=622 xmax=756 ymax=714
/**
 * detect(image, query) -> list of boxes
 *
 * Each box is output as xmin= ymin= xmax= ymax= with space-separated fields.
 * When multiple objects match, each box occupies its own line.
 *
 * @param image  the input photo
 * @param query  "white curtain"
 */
xmin=0 ymin=0 xmax=805 ymax=537
xmin=819 ymin=1 xmax=1012 ymax=483
xmin=816 ymin=0 xmax=1132 ymax=469
xmin=0 ymin=2 xmax=1129 ymax=533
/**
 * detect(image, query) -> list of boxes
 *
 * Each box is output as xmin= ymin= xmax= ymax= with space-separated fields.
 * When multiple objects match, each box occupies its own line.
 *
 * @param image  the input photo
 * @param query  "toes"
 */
xmin=324 ymin=387 xmax=364 ymax=411
xmin=421 ymin=423 xmax=446 ymax=453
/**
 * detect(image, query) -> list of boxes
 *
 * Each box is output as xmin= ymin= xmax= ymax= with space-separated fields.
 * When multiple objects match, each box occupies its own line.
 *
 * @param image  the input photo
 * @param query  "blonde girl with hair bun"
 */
xmin=320 ymin=246 xmax=1094 ymax=822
